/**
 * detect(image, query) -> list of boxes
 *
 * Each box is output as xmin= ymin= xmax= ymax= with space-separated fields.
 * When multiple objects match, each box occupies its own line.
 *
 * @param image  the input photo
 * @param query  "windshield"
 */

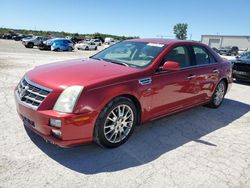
xmin=239 ymin=53 xmax=250 ymax=61
xmin=92 ymin=41 xmax=166 ymax=68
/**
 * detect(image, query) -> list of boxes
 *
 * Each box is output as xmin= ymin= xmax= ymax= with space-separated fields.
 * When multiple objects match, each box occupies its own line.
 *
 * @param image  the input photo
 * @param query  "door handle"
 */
xmin=187 ymin=74 xmax=196 ymax=79
xmin=213 ymin=69 xmax=219 ymax=73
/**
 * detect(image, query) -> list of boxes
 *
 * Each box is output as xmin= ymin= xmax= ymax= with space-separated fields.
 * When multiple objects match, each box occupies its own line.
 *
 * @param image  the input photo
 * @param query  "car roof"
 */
xmin=127 ymin=38 xmax=202 ymax=46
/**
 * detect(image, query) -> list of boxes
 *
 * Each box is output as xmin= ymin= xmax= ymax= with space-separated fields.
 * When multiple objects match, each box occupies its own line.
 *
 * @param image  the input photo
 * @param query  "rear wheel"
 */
xmin=94 ymin=46 xmax=97 ymax=50
xmin=94 ymin=97 xmax=137 ymax=148
xmin=68 ymin=47 xmax=73 ymax=51
xmin=207 ymin=81 xmax=226 ymax=108
xmin=85 ymin=46 xmax=89 ymax=50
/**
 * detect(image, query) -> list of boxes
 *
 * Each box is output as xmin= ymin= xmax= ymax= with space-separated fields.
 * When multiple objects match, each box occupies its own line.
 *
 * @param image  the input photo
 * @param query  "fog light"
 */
xmin=51 ymin=129 xmax=62 ymax=138
xmin=50 ymin=118 xmax=61 ymax=128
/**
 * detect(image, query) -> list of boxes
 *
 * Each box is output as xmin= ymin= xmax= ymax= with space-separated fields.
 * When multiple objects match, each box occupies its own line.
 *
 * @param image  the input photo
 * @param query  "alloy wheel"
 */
xmin=214 ymin=82 xmax=225 ymax=106
xmin=104 ymin=104 xmax=134 ymax=143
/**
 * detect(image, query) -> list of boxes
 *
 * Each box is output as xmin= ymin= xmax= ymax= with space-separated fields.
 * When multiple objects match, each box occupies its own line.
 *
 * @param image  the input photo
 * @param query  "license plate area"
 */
xmin=22 ymin=115 xmax=35 ymax=128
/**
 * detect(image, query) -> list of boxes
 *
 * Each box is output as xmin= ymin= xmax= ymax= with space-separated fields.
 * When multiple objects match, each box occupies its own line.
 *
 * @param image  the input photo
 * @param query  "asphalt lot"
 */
xmin=0 ymin=39 xmax=250 ymax=188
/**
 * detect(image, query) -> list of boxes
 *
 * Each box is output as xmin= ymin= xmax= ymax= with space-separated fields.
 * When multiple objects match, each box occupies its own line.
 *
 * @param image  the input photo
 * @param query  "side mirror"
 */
xmin=161 ymin=61 xmax=180 ymax=71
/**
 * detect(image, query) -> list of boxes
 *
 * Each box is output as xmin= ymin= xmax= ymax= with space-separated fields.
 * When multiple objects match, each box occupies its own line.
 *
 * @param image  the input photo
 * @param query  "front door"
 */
xmin=149 ymin=45 xmax=203 ymax=118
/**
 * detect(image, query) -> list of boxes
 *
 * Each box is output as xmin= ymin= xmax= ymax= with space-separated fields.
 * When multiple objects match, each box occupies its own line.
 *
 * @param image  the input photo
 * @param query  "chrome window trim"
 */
xmin=155 ymin=62 xmax=219 ymax=75
xmin=24 ymin=76 xmax=52 ymax=92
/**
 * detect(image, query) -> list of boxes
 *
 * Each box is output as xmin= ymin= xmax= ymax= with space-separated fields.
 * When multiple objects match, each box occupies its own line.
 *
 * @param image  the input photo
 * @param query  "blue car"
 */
xmin=51 ymin=39 xmax=74 ymax=51
xmin=38 ymin=38 xmax=74 ymax=51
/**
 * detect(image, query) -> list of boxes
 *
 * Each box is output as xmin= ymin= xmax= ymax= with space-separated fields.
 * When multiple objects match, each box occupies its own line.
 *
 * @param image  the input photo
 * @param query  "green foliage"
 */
xmin=0 ymin=27 xmax=138 ymax=40
xmin=173 ymin=23 xmax=188 ymax=40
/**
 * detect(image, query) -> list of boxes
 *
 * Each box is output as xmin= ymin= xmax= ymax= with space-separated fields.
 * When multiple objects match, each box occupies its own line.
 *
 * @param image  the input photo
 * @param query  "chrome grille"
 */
xmin=16 ymin=77 xmax=51 ymax=110
xmin=233 ymin=63 xmax=250 ymax=72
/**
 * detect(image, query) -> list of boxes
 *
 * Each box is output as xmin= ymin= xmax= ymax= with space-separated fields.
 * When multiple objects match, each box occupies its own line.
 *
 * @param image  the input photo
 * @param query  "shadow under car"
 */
xmin=25 ymin=98 xmax=250 ymax=174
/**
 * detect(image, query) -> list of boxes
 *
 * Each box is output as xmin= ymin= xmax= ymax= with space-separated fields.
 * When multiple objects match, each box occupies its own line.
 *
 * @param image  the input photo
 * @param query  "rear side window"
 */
xmin=163 ymin=46 xmax=191 ymax=68
xmin=193 ymin=46 xmax=217 ymax=65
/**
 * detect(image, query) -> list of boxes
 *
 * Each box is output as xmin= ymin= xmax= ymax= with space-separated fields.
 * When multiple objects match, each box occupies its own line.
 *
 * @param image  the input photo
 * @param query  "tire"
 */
xmin=27 ymin=42 xmax=34 ymax=48
xmin=94 ymin=47 xmax=97 ymax=50
xmin=206 ymin=80 xmax=226 ymax=108
xmin=94 ymin=97 xmax=137 ymax=148
xmin=53 ymin=48 xmax=60 ymax=52
xmin=68 ymin=47 xmax=73 ymax=51
xmin=85 ymin=46 xmax=89 ymax=50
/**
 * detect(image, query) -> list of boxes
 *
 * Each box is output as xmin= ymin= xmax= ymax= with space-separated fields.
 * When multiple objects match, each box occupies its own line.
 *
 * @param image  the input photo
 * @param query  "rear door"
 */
xmin=190 ymin=45 xmax=220 ymax=101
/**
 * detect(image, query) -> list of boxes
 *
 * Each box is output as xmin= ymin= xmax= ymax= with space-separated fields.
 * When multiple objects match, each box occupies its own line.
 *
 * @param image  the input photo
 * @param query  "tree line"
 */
xmin=1 ymin=23 xmax=188 ymax=40
xmin=0 ymin=27 xmax=138 ymax=40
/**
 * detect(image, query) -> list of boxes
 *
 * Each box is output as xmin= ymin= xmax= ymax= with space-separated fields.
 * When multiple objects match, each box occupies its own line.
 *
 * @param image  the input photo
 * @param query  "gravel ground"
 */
xmin=0 ymin=39 xmax=250 ymax=188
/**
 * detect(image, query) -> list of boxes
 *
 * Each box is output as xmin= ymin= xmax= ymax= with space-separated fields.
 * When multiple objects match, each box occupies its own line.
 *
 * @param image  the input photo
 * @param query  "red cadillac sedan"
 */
xmin=15 ymin=39 xmax=232 ymax=148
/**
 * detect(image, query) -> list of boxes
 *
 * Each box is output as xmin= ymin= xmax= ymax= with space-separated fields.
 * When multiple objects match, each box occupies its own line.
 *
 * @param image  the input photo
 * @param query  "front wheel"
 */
xmin=207 ymin=81 xmax=226 ymax=108
xmin=94 ymin=97 xmax=137 ymax=148
xmin=28 ymin=42 xmax=34 ymax=48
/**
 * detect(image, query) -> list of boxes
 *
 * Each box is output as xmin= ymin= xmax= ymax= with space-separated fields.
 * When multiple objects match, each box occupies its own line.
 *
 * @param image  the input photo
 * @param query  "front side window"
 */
xmin=163 ymin=46 xmax=191 ymax=68
xmin=92 ymin=41 xmax=166 ymax=68
xmin=193 ymin=46 xmax=216 ymax=65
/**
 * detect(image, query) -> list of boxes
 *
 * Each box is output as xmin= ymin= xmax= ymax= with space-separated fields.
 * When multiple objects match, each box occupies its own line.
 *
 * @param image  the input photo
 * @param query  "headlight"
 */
xmin=53 ymin=86 xmax=83 ymax=113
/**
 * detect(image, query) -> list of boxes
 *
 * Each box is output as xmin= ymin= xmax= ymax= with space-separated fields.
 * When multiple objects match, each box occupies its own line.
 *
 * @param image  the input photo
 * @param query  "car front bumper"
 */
xmin=15 ymin=92 xmax=97 ymax=147
xmin=233 ymin=70 xmax=250 ymax=82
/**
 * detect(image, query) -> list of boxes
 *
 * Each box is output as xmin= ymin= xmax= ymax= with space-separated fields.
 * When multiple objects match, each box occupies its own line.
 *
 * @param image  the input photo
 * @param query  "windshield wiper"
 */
xmin=90 ymin=57 xmax=103 ymax=61
xmin=90 ymin=57 xmax=130 ymax=67
xmin=103 ymin=58 xmax=130 ymax=67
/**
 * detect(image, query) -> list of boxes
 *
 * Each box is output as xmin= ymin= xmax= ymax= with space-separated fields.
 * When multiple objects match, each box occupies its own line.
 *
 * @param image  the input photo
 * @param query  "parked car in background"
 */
xmin=22 ymin=36 xmax=48 ymax=48
xmin=218 ymin=46 xmax=239 ymax=56
xmin=103 ymin=41 xmax=117 ymax=48
xmin=104 ymin=37 xmax=114 ymax=43
xmin=2 ymin=33 xmax=16 ymax=39
xmin=75 ymin=41 xmax=97 ymax=50
xmin=38 ymin=38 xmax=73 ymax=51
xmin=238 ymin=48 xmax=249 ymax=55
xmin=13 ymin=34 xmax=33 ymax=41
xmin=38 ymin=38 xmax=55 ymax=50
xmin=65 ymin=36 xmax=84 ymax=44
xmin=15 ymin=39 xmax=232 ymax=148
xmin=212 ymin=47 xmax=219 ymax=53
xmin=232 ymin=52 xmax=250 ymax=82
xmin=91 ymin=39 xmax=102 ymax=46
xmin=51 ymin=39 xmax=74 ymax=51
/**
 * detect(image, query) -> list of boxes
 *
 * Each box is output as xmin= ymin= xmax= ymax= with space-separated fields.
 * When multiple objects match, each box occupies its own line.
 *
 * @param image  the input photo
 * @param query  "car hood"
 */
xmin=26 ymin=59 xmax=141 ymax=92
xmin=232 ymin=59 xmax=250 ymax=64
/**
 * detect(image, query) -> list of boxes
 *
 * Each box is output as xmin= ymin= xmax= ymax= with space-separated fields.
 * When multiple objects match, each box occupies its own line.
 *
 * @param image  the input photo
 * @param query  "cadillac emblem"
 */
xmin=19 ymin=85 xmax=29 ymax=99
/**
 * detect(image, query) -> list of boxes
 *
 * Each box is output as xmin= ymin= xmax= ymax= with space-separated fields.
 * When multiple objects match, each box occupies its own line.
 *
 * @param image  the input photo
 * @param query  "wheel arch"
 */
xmin=99 ymin=94 xmax=142 ymax=126
xmin=117 ymin=94 xmax=142 ymax=125
xmin=219 ymin=77 xmax=229 ymax=93
xmin=92 ymin=93 xmax=142 ymax=146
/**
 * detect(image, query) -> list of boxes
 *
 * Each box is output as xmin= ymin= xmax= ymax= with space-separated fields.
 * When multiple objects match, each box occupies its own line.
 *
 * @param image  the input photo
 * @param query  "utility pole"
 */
xmin=189 ymin=34 xmax=192 ymax=40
